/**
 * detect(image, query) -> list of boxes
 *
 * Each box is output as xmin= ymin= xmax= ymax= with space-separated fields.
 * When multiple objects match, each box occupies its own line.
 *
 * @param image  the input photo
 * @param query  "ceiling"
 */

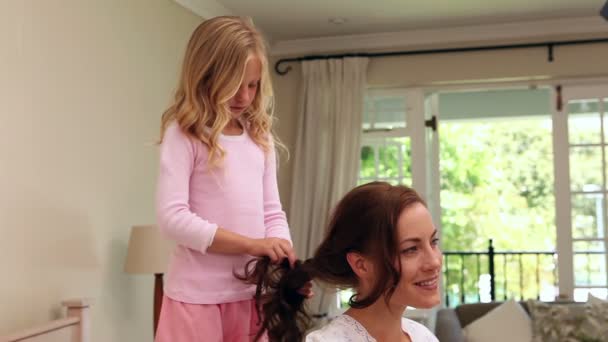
xmin=209 ymin=0 xmax=605 ymax=41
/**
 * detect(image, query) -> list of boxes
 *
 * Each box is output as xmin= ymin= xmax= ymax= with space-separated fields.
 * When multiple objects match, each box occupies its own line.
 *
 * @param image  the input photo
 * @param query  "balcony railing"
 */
xmin=443 ymin=239 xmax=603 ymax=307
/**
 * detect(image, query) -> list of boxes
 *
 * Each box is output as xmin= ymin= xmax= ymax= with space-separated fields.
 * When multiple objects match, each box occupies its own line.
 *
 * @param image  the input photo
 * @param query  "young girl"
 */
xmin=241 ymin=182 xmax=442 ymax=342
xmin=155 ymin=16 xmax=297 ymax=342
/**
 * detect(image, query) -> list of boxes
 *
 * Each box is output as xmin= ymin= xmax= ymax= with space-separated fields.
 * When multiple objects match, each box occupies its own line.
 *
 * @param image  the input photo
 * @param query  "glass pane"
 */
xmin=359 ymin=146 xmax=376 ymax=179
xmin=363 ymin=99 xmax=374 ymax=130
xmin=571 ymin=194 xmax=605 ymax=239
xmin=573 ymin=240 xmax=606 ymax=252
xmin=573 ymin=288 xmax=608 ymax=302
xmin=602 ymin=98 xmax=608 ymax=144
xmin=374 ymin=97 xmax=406 ymax=112
xmin=378 ymin=138 xmax=411 ymax=179
xmin=567 ymin=100 xmax=601 ymax=144
xmin=375 ymin=111 xmax=406 ymax=129
xmin=605 ymin=99 xmax=608 ymax=188
xmin=373 ymin=97 xmax=406 ymax=129
xmin=359 ymin=138 xmax=411 ymax=185
xmin=378 ymin=144 xmax=400 ymax=178
xmin=439 ymin=117 xmax=555 ymax=252
xmin=574 ymin=252 xmax=607 ymax=286
xmin=385 ymin=178 xmax=401 ymax=185
xmin=397 ymin=137 xmax=412 ymax=183
xmin=339 ymin=289 xmax=355 ymax=309
xmin=569 ymin=146 xmax=603 ymax=191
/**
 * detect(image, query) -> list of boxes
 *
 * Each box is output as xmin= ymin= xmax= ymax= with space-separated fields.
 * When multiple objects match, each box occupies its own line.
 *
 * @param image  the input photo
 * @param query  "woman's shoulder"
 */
xmin=305 ymin=315 xmax=372 ymax=342
xmin=304 ymin=315 xmax=438 ymax=342
xmin=401 ymin=318 xmax=439 ymax=342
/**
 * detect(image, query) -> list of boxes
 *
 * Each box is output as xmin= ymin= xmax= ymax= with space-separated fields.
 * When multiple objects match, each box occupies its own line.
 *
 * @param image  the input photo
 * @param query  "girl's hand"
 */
xmin=248 ymin=238 xmax=296 ymax=267
xmin=247 ymin=239 xmax=313 ymax=298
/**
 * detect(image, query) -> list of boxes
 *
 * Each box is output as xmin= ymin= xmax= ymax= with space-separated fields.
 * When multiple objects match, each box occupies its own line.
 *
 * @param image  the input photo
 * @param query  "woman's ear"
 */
xmin=346 ymin=251 xmax=373 ymax=280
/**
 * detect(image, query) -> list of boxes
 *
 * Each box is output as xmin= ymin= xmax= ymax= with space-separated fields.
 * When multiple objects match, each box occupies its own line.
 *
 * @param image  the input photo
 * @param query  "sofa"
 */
xmin=434 ymin=301 xmax=583 ymax=342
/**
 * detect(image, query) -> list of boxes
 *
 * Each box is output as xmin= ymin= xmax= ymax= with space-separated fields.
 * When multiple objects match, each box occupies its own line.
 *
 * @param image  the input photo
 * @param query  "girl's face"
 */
xmin=391 ymin=203 xmax=442 ymax=309
xmin=228 ymin=56 xmax=261 ymax=119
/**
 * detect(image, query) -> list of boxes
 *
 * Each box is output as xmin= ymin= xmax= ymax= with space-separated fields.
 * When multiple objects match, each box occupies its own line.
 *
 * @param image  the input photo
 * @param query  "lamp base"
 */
xmin=154 ymin=273 xmax=164 ymax=337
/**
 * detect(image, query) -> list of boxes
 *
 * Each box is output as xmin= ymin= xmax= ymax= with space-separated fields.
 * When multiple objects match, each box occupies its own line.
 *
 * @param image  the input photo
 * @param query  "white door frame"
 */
xmin=559 ymin=84 xmax=608 ymax=299
xmin=402 ymin=77 xmax=608 ymax=302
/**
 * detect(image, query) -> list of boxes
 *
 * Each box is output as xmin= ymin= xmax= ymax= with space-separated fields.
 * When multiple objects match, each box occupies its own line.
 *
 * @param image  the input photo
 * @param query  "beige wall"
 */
xmin=272 ymin=61 xmax=302 ymax=217
xmin=271 ymin=38 xmax=608 ymax=215
xmin=0 ymin=0 xmax=201 ymax=341
xmin=1 ymin=3 xmax=606 ymax=338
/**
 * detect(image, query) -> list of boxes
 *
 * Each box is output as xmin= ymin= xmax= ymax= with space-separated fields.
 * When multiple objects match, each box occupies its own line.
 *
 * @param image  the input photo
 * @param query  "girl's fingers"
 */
xmin=278 ymin=241 xmax=296 ymax=267
xmin=267 ymin=248 xmax=279 ymax=263
xmin=272 ymin=245 xmax=286 ymax=263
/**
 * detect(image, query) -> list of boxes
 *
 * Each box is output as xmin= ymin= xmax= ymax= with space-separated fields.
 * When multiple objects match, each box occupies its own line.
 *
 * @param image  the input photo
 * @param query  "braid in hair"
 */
xmin=236 ymin=257 xmax=313 ymax=342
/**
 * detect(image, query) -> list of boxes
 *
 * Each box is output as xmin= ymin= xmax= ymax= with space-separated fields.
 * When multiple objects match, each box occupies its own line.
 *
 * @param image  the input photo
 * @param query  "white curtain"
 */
xmin=288 ymin=57 xmax=369 ymax=321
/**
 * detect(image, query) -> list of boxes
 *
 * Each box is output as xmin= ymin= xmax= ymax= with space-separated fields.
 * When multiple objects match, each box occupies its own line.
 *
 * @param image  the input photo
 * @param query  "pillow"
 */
xmin=463 ymin=299 xmax=532 ymax=342
xmin=527 ymin=299 xmax=584 ymax=342
xmin=587 ymin=293 xmax=607 ymax=305
xmin=578 ymin=294 xmax=608 ymax=342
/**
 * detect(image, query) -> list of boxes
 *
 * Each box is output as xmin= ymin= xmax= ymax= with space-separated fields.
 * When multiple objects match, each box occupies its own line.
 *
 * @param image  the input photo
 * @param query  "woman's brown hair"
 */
xmin=237 ymin=181 xmax=426 ymax=341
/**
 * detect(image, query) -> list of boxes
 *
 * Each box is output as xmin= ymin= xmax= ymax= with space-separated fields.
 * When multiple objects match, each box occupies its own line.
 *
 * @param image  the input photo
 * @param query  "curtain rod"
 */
xmin=274 ymin=37 xmax=608 ymax=75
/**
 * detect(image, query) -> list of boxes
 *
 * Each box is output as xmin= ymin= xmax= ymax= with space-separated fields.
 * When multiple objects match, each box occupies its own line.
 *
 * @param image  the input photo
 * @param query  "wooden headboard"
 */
xmin=0 ymin=299 xmax=91 ymax=342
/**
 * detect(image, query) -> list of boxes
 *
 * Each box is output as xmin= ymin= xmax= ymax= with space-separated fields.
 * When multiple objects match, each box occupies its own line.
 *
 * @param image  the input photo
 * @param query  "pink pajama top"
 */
xmin=156 ymin=122 xmax=291 ymax=304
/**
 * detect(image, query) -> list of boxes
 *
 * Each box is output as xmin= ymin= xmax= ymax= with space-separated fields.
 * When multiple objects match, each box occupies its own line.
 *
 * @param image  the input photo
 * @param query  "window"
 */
xmin=358 ymin=91 xmax=412 ymax=187
xmin=354 ymin=85 xmax=608 ymax=307
xmin=564 ymin=97 xmax=608 ymax=301
xmin=340 ymin=90 xmax=413 ymax=309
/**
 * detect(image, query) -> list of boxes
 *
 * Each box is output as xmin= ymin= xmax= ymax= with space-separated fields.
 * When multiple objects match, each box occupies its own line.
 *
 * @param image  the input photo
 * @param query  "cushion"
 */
xmin=456 ymin=302 xmax=512 ymax=328
xmin=578 ymin=294 xmax=608 ymax=342
xmin=587 ymin=293 xmax=606 ymax=305
xmin=463 ymin=299 xmax=532 ymax=342
xmin=527 ymin=299 xmax=585 ymax=342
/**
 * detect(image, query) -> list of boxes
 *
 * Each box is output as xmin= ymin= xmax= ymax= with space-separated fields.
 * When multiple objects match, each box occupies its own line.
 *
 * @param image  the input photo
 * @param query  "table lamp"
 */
xmin=124 ymin=224 xmax=173 ymax=336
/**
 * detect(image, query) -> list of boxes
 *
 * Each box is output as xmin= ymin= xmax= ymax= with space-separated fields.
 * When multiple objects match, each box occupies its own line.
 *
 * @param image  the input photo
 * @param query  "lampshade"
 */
xmin=124 ymin=224 xmax=173 ymax=274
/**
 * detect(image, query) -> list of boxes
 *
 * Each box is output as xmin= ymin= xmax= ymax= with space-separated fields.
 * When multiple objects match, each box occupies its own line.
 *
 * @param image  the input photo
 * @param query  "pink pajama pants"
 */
xmin=154 ymin=296 xmax=267 ymax=342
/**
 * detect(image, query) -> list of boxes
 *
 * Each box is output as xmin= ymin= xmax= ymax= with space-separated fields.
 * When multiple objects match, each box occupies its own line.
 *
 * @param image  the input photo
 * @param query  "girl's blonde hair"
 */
xmin=160 ymin=16 xmax=284 ymax=167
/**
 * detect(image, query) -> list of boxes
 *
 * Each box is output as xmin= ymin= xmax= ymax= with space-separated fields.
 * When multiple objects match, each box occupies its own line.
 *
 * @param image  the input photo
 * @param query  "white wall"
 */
xmin=0 ymin=1 xmax=201 ymax=341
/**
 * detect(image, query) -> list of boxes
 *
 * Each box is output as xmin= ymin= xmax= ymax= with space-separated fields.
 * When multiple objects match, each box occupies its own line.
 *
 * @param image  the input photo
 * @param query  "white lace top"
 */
xmin=306 ymin=315 xmax=439 ymax=342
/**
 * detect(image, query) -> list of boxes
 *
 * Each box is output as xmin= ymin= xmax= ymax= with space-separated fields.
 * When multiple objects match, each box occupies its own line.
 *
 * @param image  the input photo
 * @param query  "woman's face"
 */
xmin=391 ymin=203 xmax=442 ymax=309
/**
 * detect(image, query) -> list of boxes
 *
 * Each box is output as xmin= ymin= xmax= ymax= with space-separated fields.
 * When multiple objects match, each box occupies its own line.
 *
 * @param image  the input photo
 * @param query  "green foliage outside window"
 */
xmin=349 ymin=116 xmax=605 ymax=308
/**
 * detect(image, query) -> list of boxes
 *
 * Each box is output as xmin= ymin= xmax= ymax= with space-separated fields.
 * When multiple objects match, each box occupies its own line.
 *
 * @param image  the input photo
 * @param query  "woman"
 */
xmin=240 ymin=182 xmax=442 ymax=341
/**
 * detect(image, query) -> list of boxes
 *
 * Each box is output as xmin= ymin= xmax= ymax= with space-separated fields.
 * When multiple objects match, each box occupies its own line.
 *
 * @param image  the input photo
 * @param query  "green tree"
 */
xmin=358 ymin=116 xmax=602 ymax=306
xmin=359 ymin=117 xmax=557 ymax=305
xmin=438 ymin=119 xmax=556 ymax=305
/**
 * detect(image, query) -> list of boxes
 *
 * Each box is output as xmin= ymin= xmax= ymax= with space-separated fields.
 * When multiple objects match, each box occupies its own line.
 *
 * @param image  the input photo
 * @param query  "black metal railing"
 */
xmin=442 ymin=239 xmax=603 ymax=307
